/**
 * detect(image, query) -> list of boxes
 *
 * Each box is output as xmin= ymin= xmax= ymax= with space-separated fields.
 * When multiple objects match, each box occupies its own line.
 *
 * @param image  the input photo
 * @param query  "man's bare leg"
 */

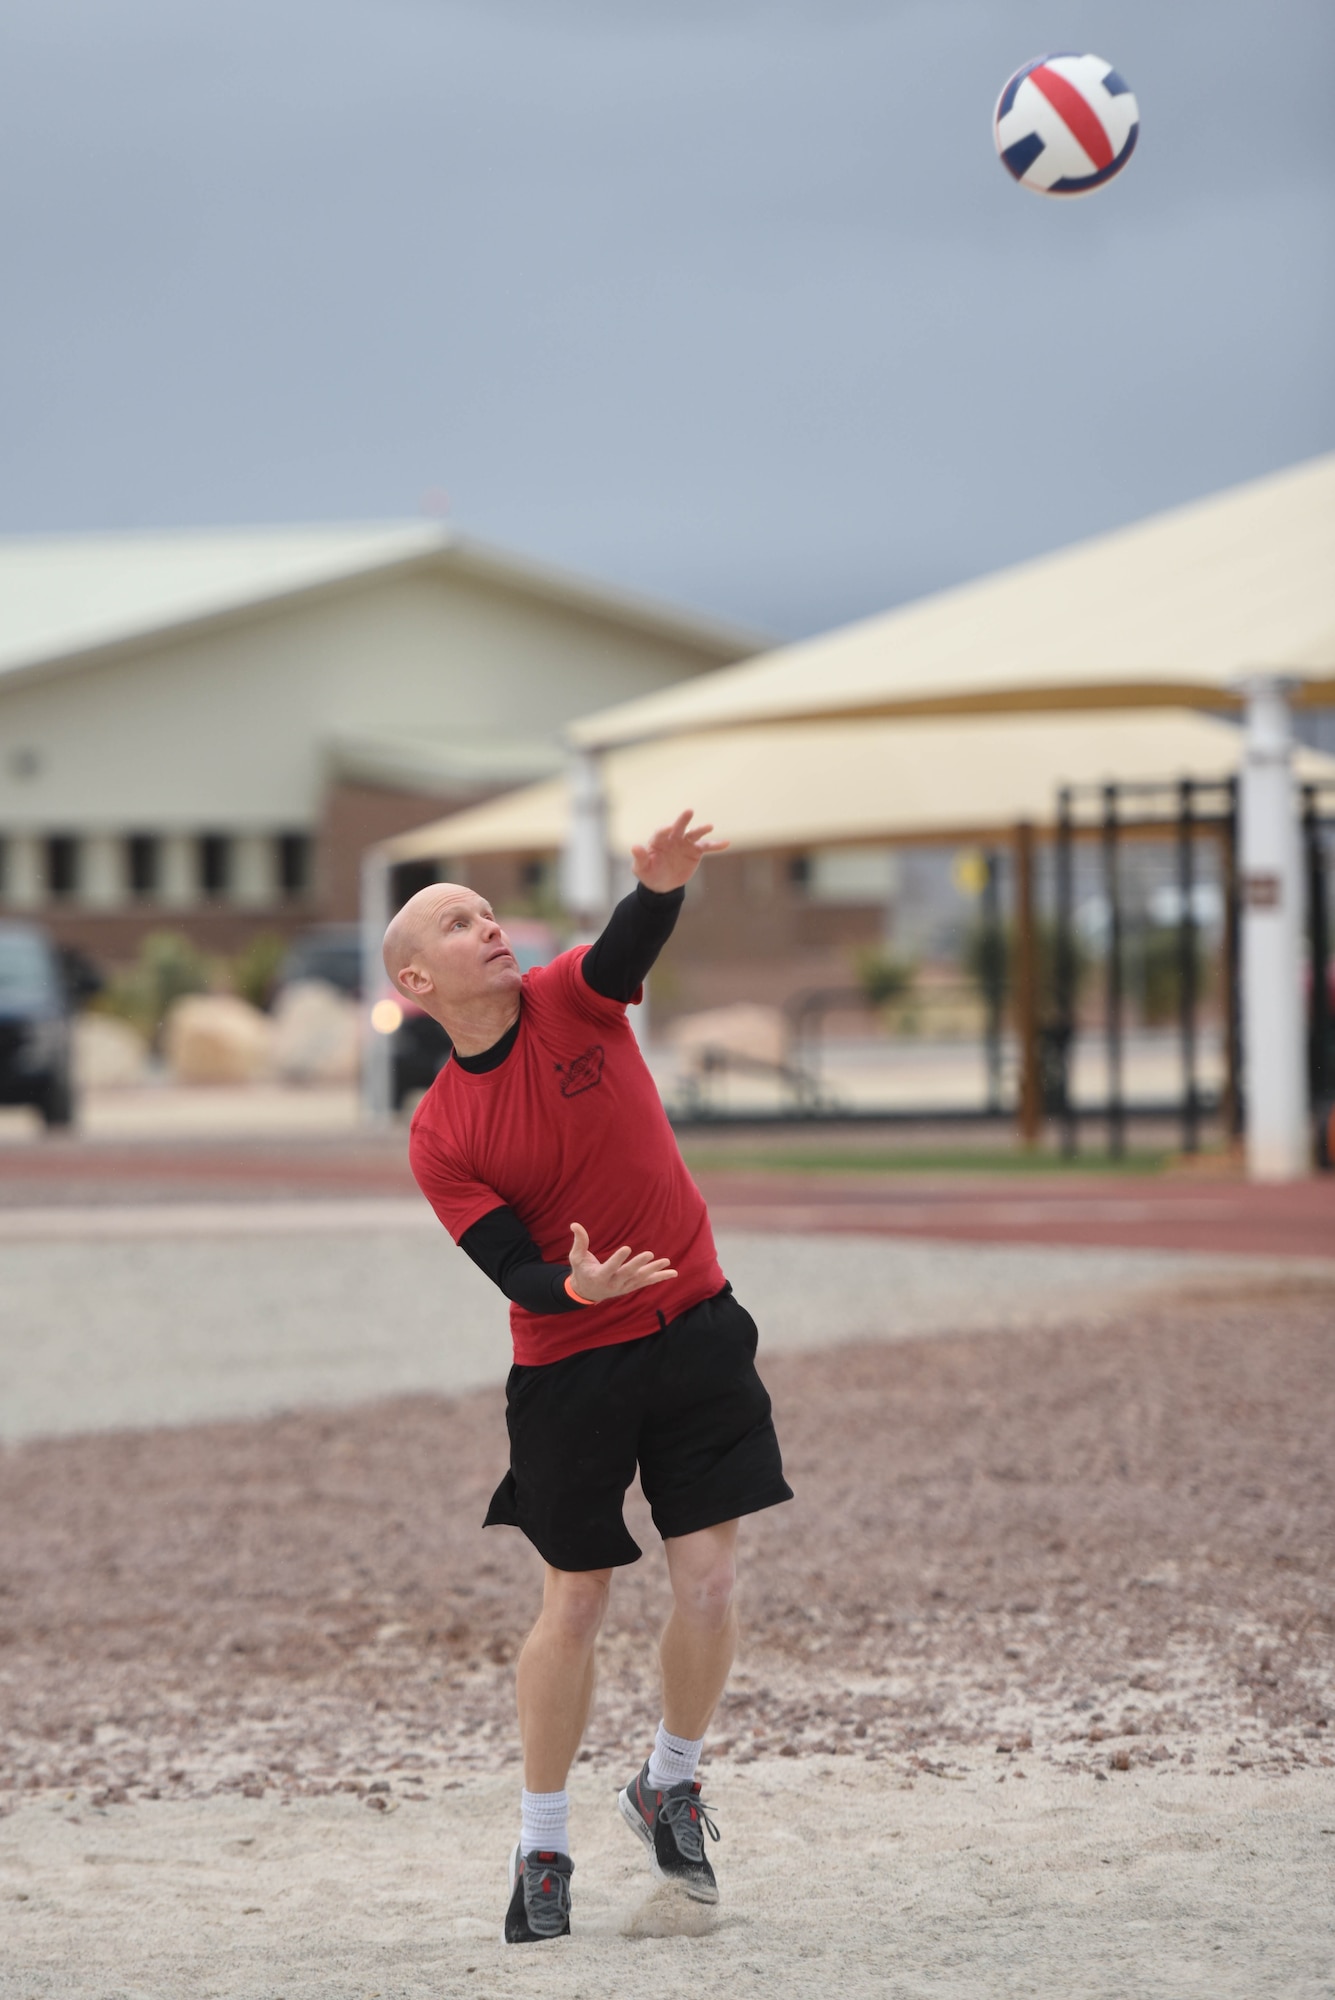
xmin=515 ymin=1564 xmax=612 ymax=1792
xmin=616 ymin=1521 xmax=738 ymax=1900
xmin=660 ymin=1519 xmax=739 ymax=1738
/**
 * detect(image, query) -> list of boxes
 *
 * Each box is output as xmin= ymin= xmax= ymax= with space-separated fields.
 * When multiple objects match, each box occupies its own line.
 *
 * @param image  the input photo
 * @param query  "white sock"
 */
xmin=646 ymin=1721 xmax=704 ymax=1792
xmin=520 ymin=1787 xmax=570 ymax=1857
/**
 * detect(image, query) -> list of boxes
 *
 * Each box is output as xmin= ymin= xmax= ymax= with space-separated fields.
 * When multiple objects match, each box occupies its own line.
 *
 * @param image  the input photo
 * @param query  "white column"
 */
xmin=5 ymin=834 xmax=43 ymax=909
xmin=360 ymin=844 xmax=394 ymax=1124
xmin=81 ymin=834 xmax=126 ymax=909
xmin=232 ymin=833 xmax=278 ymax=909
xmin=1239 ymin=677 xmax=1308 ymax=1180
xmin=561 ymin=747 xmax=610 ymax=941
xmin=160 ymin=834 xmax=196 ymax=910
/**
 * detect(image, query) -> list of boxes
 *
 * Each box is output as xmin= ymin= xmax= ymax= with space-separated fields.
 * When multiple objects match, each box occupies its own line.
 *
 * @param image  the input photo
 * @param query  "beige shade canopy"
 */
xmin=565 ymin=454 xmax=1335 ymax=751
xmin=384 ymin=709 xmax=1335 ymax=864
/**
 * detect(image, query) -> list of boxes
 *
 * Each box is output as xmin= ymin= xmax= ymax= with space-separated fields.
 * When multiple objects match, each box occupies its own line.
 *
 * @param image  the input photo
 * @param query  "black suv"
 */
xmin=0 ymin=923 xmax=76 ymax=1126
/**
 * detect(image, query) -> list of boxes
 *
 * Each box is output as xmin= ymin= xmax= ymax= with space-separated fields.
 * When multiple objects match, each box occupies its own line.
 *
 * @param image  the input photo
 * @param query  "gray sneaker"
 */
xmin=503 ymin=1844 xmax=572 ymax=1943
xmin=618 ymin=1762 xmax=720 ymax=1903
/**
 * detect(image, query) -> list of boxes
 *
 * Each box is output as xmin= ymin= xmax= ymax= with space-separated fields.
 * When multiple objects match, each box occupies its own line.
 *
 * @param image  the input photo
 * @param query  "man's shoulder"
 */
xmin=407 ymin=1067 xmax=461 ymax=1163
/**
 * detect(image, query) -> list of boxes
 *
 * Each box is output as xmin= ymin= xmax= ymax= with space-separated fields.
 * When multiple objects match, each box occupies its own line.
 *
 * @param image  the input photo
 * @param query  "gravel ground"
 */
xmin=0 ymin=1213 xmax=1305 ymax=1440
xmin=2 ymin=1290 xmax=1331 ymax=1805
xmin=3 ymin=1286 xmax=1333 ymax=1997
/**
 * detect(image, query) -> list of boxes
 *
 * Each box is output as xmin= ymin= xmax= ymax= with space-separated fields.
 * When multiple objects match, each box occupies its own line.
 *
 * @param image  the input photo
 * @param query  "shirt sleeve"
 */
xmin=408 ymin=1127 xmax=510 ymax=1246
xmin=580 ymin=882 xmax=684 ymax=1004
xmin=460 ymin=1205 xmax=586 ymax=1315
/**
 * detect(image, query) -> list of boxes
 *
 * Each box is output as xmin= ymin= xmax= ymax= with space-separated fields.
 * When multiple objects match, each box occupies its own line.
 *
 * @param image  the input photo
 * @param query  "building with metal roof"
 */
xmin=0 ymin=522 xmax=761 ymax=961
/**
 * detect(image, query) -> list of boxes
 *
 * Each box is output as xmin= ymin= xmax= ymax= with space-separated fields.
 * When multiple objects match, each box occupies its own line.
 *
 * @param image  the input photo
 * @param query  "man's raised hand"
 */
xmin=631 ymin=809 xmax=729 ymax=895
xmin=568 ymin=1222 xmax=678 ymax=1302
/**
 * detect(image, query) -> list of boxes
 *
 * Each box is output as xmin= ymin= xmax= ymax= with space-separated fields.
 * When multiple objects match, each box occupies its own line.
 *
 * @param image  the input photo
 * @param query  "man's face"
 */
xmin=394 ymin=885 xmax=522 ymax=1019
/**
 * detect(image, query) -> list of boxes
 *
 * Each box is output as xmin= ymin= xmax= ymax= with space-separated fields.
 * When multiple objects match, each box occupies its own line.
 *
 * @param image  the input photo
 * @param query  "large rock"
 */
xmin=164 ymin=994 xmax=274 ymax=1084
xmin=74 ymin=1014 xmax=150 ymax=1089
xmin=271 ymin=979 xmax=360 ymax=1084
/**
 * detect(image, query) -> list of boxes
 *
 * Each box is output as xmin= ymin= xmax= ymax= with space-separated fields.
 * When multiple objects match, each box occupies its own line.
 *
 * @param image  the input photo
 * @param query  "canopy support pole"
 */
xmin=562 ymin=747 xmax=610 ymax=940
xmin=360 ymin=844 xmax=393 ymax=1125
xmin=1239 ymin=677 xmax=1308 ymax=1179
xmin=1303 ymin=786 xmax=1330 ymax=1115
xmin=1221 ymin=781 xmax=1244 ymax=1142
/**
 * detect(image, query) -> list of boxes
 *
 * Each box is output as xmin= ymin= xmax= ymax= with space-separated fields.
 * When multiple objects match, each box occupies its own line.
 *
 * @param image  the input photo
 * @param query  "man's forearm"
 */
xmin=460 ymin=1206 xmax=586 ymax=1315
xmin=581 ymin=882 xmax=684 ymax=1003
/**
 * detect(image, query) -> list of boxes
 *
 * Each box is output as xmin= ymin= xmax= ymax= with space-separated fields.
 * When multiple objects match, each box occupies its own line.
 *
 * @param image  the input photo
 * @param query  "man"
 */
xmin=383 ymin=809 xmax=792 ymax=1944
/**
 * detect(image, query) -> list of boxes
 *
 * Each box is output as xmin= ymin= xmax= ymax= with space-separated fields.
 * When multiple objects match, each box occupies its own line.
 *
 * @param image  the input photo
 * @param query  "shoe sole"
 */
xmin=617 ymin=1785 xmax=719 ymax=1904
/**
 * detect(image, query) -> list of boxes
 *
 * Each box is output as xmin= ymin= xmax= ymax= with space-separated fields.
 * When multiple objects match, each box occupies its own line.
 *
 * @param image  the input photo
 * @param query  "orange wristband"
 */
xmin=564 ymin=1274 xmax=598 ymax=1306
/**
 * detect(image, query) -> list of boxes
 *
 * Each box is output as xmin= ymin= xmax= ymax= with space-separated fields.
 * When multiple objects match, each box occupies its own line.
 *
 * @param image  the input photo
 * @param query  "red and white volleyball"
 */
xmin=994 ymin=53 xmax=1139 ymax=197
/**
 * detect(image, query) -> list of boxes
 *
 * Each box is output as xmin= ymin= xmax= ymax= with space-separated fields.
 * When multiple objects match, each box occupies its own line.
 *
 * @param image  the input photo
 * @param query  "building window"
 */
xmin=47 ymin=834 xmax=80 ymax=901
xmin=391 ymin=859 xmax=441 ymax=909
xmin=788 ymin=848 xmax=900 ymax=905
xmin=198 ymin=833 xmax=231 ymax=899
xmin=276 ymin=832 xmax=311 ymax=901
xmin=126 ymin=834 xmax=159 ymax=900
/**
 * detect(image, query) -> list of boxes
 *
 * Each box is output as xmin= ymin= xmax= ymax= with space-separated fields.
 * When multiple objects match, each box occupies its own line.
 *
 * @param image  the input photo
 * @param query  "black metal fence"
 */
xmin=668 ymin=771 xmax=1335 ymax=1152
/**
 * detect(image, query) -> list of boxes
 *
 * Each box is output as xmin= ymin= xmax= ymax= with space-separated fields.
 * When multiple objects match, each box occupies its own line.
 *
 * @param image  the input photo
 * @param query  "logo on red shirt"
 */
xmin=554 ymin=1045 xmax=605 ymax=1097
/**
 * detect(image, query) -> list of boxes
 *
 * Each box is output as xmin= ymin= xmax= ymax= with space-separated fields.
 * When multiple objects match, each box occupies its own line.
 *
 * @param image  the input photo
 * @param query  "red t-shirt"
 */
xmin=408 ymin=948 xmax=725 ymax=1367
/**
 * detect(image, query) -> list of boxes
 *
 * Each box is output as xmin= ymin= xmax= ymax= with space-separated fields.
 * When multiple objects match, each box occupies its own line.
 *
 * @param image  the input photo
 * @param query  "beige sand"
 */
xmin=4 ymin=1759 xmax=1332 ymax=1999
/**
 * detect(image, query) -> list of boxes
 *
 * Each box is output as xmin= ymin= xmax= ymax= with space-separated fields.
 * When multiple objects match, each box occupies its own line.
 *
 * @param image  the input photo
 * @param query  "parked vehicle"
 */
xmin=0 ymin=923 xmax=77 ymax=1126
xmin=277 ymin=924 xmax=362 ymax=999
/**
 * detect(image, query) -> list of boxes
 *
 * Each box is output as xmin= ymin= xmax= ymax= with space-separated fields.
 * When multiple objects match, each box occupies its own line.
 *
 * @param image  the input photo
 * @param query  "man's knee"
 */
xmin=668 ymin=1536 xmax=738 ymax=1633
xmin=541 ymin=1565 xmax=612 ymax=1648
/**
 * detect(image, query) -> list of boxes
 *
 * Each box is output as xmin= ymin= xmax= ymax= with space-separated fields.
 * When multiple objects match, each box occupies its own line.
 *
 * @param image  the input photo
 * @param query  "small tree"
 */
xmin=94 ymin=931 xmax=211 ymax=1051
xmin=852 ymin=946 xmax=917 ymax=1008
xmin=232 ymin=931 xmax=288 ymax=1012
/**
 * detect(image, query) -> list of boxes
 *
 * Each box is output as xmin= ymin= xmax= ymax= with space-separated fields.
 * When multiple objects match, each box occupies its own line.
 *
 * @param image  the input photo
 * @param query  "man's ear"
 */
xmin=397 ymin=962 xmax=432 ymax=1000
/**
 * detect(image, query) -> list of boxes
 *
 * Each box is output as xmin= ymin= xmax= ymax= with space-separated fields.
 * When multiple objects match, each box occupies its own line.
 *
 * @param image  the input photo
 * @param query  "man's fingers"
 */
xmin=569 ymin=1223 xmax=589 ymax=1256
xmin=623 ymin=1266 xmax=678 ymax=1291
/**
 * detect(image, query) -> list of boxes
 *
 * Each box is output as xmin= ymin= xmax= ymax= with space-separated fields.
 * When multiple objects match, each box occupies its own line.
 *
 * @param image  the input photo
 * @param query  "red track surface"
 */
xmin=695 ymin=1172 xmax=1335 ymax=1261
xmin=0 ymin=1139 xmax=1331 ymax=1259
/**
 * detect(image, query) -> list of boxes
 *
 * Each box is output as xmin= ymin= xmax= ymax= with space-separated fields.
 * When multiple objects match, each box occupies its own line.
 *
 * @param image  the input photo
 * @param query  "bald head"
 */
xmin=381 ymin=882 xmax=472 ymax=985
xmin=381 ymin=881 xmax=522 ymax=1040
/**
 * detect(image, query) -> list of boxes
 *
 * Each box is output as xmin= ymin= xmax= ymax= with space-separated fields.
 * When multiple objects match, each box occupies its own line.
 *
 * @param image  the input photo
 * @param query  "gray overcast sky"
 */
xmin=1 ymin=0 xmax=1331 ymax=636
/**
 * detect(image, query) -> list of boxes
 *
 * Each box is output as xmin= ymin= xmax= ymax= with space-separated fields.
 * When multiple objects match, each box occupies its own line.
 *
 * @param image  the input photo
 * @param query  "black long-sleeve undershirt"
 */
xmin=457 ymin=882 xmax=684 ymax=1314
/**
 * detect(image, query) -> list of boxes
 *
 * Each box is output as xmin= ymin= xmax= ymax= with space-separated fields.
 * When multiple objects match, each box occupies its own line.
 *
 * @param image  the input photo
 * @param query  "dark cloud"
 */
xmin=0 ymin=0 xmax=1331 ymax=634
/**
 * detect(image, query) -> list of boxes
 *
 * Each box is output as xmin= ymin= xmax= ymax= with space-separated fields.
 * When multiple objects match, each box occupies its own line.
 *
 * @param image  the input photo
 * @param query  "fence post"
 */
xmin=1306 ymin=786 xmax=1331 ymax=1111
xmin=982 ymin=849 xmax=1004 ymax=1113
xmin=1055 ymin=787 xmax=1077 ymax=1157
xmin=1102 ymin=784 xmax=1125 ymax=1158
xmin=1177 ymin=778 xmax=1199 ymax=1153
xmin=1013 ymin=820 xmax=1041 ymax=1147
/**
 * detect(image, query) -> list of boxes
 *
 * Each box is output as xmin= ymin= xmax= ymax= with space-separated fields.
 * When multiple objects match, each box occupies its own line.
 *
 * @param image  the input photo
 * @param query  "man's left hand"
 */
xmin=631 ymin=809 xmax=729 ymax=893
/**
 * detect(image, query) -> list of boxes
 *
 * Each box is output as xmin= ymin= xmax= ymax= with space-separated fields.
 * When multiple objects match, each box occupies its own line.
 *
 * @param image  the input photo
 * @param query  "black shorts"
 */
xmin=484 ymin=1284 xmax=793 ymax=1571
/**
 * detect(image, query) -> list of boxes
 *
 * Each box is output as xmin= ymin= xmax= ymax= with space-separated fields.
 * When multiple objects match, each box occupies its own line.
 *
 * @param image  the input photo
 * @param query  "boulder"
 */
xmin=164 ymin=994 xmax=274 ymax=1084
xmin=271 ymin=979 xmax=360 ymax=1084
